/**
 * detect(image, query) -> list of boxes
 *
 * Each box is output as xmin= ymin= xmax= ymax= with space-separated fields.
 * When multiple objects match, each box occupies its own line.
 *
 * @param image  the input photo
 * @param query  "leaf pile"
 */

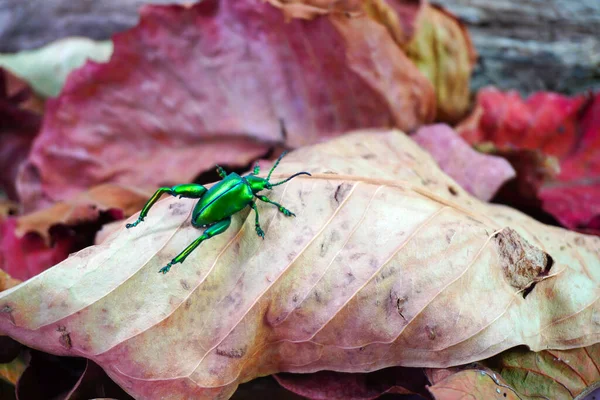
xmin=0 ymin=0 xmax=598 ymax=399
xmin=1 ymin=131 xmax=600 ymax=399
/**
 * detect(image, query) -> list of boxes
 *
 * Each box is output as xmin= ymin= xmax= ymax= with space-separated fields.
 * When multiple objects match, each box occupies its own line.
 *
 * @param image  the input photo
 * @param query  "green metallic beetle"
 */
xmin=126 ymin=151 xmax=310 ymax=274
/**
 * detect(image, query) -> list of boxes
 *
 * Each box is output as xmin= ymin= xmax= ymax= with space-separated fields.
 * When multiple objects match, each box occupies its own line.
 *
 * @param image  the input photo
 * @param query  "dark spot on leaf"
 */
xmin=346 ymin=271 xmax=356 ymax=284
xmin=361 ymin=153 xmax=376 ymax=160
xmin=446 ymin=229 xmax=456 ymax=244
xmin=292 ymin=295 xmax=298 ymax=303
xmin=396 ymin=296 xmax=407 ymax=320
xmin=287 ymin=251 xmax=297 ymax=262
xmin=185 ymin=299 xmax=192 ymax=310
xmin=448 ymin=186 xmax=458 ymax=196
xmin=57 ymin=326 xmax=72 ymax=349
xmin=1 ymin=305 xmax=14 ymax=324
xmin=359 ymin=346 xmax=365 ymax=351
xmin=426 ymin=325 xmax=436 ymax=340
xmin=314 ymin=291 xmax=322 ymax=303
xmin=467 ymin=216 xmax=483 ymax=225
xmin=574 ymin=237 xmax=585 ymax=246
xmin=320 ymin=241 xmax=327 ymax=257
xmin=333 ymin=183 xmax=353 ymax=203
xmin=375 ymin=266 xmax=395 ymax=283
xmin=216 ymin=347 xmax=246 ymax=358
xmin=180 ymin=279 xmax=190 ymax=291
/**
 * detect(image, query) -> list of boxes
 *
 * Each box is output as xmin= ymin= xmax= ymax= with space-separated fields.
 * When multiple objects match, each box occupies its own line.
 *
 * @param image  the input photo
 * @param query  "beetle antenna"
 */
xmin=270 ymin=171 xmax=311 ymax=187
xmin=267 ymin=151 xmax=288 ymax=182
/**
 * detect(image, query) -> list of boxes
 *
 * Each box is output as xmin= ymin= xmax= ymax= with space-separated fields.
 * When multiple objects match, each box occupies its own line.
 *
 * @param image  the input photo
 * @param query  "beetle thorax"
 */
xmin=245 ymin=175 xmax=270 ymax=193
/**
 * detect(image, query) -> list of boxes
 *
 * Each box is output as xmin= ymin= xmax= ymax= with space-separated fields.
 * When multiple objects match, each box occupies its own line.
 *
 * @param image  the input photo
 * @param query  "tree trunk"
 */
xmin=434 ymin=0 xmax=600 ymax=94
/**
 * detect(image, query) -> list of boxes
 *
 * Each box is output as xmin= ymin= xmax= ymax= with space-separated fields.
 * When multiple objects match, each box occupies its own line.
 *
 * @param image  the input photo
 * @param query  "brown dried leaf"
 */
xmin=483 ymin=345 xmax=600 ymax=400
xmin=0 ymin=131 xmax=599 ymax=399
xmin=428 ymin=367 xmax=522 ymax=400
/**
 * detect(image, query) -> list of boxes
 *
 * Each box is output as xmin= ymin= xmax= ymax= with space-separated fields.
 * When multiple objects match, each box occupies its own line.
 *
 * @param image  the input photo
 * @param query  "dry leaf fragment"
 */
xmin=405 ymin=5 xmax=477 ymax=123
xmin=427 ymin=343 xmax=600 ymax=400
xmin=0 ymin=184 xmax=149 ymax=281
xmin=428 ymin=367 xmax=522 ymax=400
xmin=0 ymin=130 xmax=599 ymax=400
xmin=484 ymin=345 xmax=600 ymax=400
xmin=15 ymin=183 xmax=151 ymax=244
xmin=0 ymin=269 xmax=20 ymax=293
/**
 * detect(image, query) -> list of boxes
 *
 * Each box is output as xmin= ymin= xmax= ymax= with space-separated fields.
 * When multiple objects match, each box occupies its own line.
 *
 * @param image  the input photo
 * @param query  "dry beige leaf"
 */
xmin=0 ymin=130 xmax=598 ymax=399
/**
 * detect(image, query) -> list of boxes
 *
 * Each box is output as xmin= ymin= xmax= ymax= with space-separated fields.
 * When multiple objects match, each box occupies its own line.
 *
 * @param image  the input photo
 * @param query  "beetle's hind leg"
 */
xmin=256 ymin=195 xmax=295 ymax=217
xmin=126 ymin=184 xmax=207 ymax=229
xmin=159 ymin=217 xmax=231 ymax=274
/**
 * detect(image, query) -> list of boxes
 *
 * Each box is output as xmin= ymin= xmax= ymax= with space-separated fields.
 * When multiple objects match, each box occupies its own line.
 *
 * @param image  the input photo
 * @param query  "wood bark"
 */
xmin=434 ymin=0 xmax=600 ymax=94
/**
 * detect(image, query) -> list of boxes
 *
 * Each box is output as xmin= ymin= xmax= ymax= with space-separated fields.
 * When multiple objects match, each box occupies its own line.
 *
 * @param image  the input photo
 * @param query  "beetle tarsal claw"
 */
xmin=159 ymin=263 xmax=172 ymax=274
xmin=126 ymin=220 xmax=141 ymax=229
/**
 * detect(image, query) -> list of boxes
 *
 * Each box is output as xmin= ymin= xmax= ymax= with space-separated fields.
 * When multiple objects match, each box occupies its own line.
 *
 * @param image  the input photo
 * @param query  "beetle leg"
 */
xmin=256 ymin=195 xmax=295 ymax=217
xmin=215 ymin=165 xmax=227 ymax=179
xmin=159 ymin=217 xmax=231 ymax=274
xmin=252 ymin=163 xmax=260 ymax=175
xmin=126 ymin=184 xmax=207 ymax=228
xmin=250 ymin=202 xmax=265 ymax=239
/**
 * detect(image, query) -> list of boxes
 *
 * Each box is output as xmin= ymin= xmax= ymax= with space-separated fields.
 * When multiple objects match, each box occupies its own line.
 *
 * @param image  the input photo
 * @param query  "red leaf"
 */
xmin=457 ymin=88 xmax=600 ymax=233
xmin=0 ymin=218 xmax=73 ymax=281
xmin=17 ymin=0 xmax=435 ymax=211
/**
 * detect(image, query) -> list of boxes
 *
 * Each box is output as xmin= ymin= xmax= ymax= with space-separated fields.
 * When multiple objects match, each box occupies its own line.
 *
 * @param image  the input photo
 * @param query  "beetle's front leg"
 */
xmin=250 ymin=202 xmax=265 ymax=239
xmin=256 ymin=195 xmax=295 ymax=217
xmin=126 ymin=184 xmax=208 ymax=229
xmin=215 ymin=165 xmax=227 ymax=179
xmin=159 ymin=217 xmax=231 ymax=274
